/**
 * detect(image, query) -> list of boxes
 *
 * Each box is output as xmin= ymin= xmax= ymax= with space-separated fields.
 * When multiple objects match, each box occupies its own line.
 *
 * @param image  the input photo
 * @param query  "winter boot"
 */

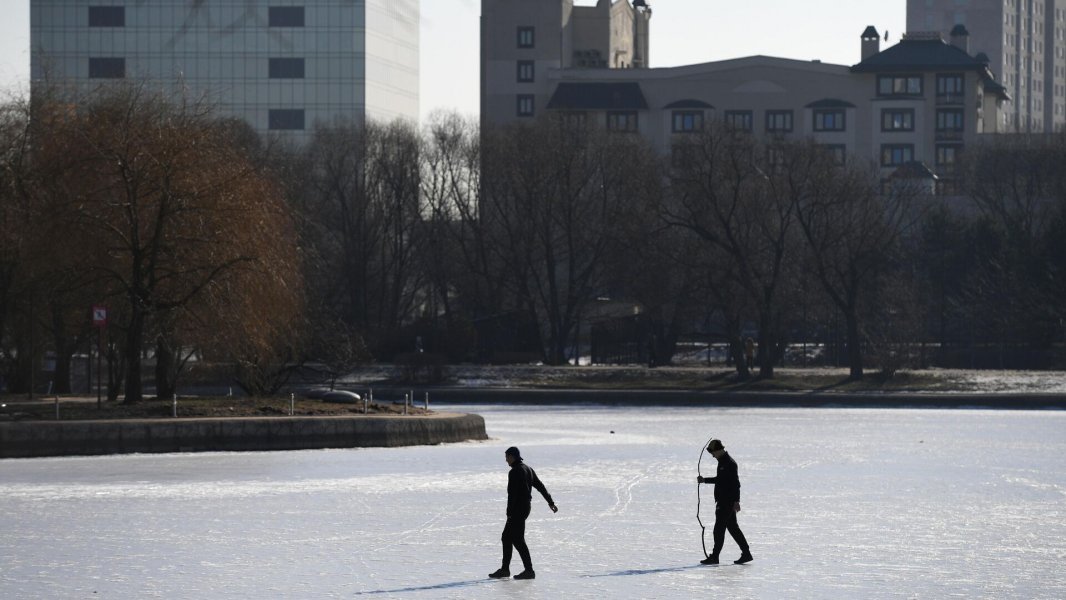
xmin=488 ymin=568 xmax=510 ymax=579
xmin=513 ymin=570 xmax=536 ymax=580
xmin=734 ymin=551 xmax=753 ymax=565
xmin=700 ymin=555 xmax=719 ymax=565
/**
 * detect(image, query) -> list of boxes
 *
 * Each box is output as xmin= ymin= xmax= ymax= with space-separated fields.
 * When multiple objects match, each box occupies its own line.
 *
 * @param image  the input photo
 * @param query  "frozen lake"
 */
xmin=2 ymin=405 xmax=1065 ymax=599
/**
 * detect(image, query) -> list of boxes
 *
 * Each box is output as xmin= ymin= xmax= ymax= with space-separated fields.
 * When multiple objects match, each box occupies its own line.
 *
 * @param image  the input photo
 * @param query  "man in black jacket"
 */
xmin=489 ymin=446 xmax=558 ymax=580
xmin=697 ymin=439 xmax=753 ymax=565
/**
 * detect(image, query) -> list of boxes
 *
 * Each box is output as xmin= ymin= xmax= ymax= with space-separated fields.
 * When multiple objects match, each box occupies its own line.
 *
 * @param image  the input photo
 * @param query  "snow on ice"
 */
xmin=1 ymin=405 xmax=1065 ymax=598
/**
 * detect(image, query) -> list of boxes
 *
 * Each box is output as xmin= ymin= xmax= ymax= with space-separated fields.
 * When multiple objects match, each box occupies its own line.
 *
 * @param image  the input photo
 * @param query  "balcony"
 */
xmin=935 ymin=129 xmax=964 ymax=141
xmin=936 ymin=94 xmax=965 ymax=106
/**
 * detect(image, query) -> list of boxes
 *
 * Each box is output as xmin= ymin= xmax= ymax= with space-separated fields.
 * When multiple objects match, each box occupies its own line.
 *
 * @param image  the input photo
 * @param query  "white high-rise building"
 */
xmin=908 ymin=0 xmax=1066 ymax=132
xmin=30 ymin=1 xmax=420 ymax=139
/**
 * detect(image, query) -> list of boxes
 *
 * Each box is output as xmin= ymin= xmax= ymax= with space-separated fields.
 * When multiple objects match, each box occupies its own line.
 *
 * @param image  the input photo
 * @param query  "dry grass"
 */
xmin=0 ymin=396 xmax=429 ymax=422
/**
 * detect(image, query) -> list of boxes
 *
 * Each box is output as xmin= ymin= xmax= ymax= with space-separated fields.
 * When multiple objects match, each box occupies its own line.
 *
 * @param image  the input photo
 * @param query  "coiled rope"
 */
xmin=696 ymin=436 xmax=714 ymax=558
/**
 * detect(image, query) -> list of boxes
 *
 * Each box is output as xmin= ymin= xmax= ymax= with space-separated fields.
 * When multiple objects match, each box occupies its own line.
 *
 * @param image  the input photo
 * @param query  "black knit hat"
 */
xmin=505 ymin=446 xmax=522 ymax=459
xmin=707 ymin=439 xmax=725 ymax=452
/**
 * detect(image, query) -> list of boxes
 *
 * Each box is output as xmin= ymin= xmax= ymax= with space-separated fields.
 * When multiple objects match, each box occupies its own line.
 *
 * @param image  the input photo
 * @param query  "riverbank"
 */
xmin=367 ymin=388 xmax=1066 ymax=410
xmin=333 ymin=365 xmax=1066 ymax=395
xmin=0 ymin=395 xmax=428 ymax=421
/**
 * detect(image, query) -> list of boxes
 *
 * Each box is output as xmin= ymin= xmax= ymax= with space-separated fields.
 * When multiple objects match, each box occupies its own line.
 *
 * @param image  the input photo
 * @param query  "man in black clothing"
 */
xmin=489 ymin=446 xmax=558 ymax=580
xmin=697 ymin=439 xmax=753 ymax=565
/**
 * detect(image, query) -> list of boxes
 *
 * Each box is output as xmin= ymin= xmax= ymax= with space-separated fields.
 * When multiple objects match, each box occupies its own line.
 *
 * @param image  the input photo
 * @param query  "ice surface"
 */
xmin=2 ymin=405 xmax=1065 ymax=599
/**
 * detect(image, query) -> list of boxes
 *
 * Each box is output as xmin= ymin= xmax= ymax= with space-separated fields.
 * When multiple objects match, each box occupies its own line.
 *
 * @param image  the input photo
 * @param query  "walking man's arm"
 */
xmin=530 ymin=470 xmax=558 ymax=513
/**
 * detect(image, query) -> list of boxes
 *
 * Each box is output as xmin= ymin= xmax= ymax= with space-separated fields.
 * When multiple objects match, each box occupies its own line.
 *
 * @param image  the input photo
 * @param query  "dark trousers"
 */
xmin=502 ymin=508 xmax=532 ymax=570
xmin=711 ymin=504 xmax=749 ymax=558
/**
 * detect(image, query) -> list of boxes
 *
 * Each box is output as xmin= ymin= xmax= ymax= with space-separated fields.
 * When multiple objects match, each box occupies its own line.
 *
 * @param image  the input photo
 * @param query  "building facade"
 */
xmin=481 ymin=0 xmax=651 ymax=124
xmin=907 ymin=0 xmax=1066 ymax=132
xmin=482 ymin=0 xmax=1013 ymax=193
xmin=30 ymin=0 xmax=420 ymax=138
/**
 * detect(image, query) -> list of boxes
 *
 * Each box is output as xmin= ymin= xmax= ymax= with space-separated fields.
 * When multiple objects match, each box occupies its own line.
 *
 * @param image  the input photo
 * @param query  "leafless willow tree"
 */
xmin=6 ymin=81 xmax=305 ymax=403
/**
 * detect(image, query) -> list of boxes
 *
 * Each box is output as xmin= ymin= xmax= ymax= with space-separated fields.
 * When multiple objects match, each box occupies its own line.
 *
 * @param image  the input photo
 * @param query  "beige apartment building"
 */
xmin=482 ymin=0 xmax=1014 ymax=193
xmin=908 ymin=0 xmax=1066 ymax=133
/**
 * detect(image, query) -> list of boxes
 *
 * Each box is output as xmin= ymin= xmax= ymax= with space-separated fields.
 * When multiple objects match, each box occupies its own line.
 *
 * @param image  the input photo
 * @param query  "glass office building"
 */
xmin=30 ymin=1 xmax=420 ymax=139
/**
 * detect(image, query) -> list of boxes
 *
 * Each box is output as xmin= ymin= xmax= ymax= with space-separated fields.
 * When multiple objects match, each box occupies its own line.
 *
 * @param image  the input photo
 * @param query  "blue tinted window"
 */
xmin=269 ymin=58 xmax=305 ymax=79
xmin=89 ymin=57 xmax=125 ymax=79
xmin=269 ymin=109 xmax=305 ymax=130
xmin=269 ymin=7 xmax=305 ymax=27
xmin=89 ymin=6 xmax=125 ymax=27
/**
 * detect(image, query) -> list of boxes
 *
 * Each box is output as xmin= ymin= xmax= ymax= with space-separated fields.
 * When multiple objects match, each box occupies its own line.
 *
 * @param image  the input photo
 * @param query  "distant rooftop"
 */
xmin=852 ymin=35 xmax=993 ymax=76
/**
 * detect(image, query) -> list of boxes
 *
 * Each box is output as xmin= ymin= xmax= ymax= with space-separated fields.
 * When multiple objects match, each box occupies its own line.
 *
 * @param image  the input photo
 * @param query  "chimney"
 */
xmin=861 ymin=26 xmax=881 ymax=61
xmin=950 ymin=24 xmax=970 ymax=54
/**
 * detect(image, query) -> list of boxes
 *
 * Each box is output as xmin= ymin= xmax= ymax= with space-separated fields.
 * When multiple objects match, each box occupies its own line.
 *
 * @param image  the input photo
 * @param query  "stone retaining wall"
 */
xmin=413 ymin=388 xmax=1066 ymax=409
xmin=0 ymin=413 xmax=488 ymax=459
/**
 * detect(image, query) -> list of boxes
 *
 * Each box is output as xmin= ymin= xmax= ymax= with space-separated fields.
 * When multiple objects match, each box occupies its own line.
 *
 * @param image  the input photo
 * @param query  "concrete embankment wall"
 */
xmin=404 ymin=388 xmax=1066 ymax=409
xmin=0 ymin=413 xmax=488 ymax=459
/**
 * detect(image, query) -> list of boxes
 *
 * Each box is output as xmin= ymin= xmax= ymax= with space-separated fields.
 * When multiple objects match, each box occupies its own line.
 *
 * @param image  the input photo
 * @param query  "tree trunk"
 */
xmin=727 ymin=316 xmax=750 ymax=378
xmin=54 ymin=352 xmax=72 ymax=395
xmin=758 ymin=310 xmax=775 ymax=379
xmin=107 ymin=337 xmax=124 ymax=403
xmin=123 ymin=310 xmax=146 ymax=404
xmin=846 ymin=311 xmax=864 ymax=380
xmin=155 ymin=335 xmax=175 ymax=400
xmin=50 ymin=302 xmax=73 ymax=394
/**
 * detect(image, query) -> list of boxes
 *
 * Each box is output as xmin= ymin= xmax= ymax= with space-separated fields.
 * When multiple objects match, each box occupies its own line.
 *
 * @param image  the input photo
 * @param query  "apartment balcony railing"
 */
xmin=935 ymin=129 xmax=965 ymax=141
xmin=936 ymin=94 xmax=965 ymax=105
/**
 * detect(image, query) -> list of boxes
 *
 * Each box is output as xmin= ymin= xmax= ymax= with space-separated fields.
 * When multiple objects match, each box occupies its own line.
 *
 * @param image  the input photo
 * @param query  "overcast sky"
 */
xmin=0 ymin=0 xmax=907 ymax=119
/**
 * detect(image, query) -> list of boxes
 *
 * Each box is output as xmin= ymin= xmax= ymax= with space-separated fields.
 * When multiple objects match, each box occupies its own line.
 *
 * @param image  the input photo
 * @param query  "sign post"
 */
xmin=92 ymin=307 xmax=108 ymax=408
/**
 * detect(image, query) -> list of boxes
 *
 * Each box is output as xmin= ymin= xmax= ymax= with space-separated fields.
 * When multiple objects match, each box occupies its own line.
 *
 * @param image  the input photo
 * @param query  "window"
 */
xmin=937 ymin=73 xmax=965 ymax=97
xmin=269 ymin=58 xmax=305 ymax=79
xmin=269 ymin=7 xmax=305 ymax=27
xmin=881 ymin=144 xmax=914 ymax=166
xmin=517 ymin=61 xmax=534 ymax=83
xmin=607 ymin=111 xmax=639 ymax=131
xmin=724 ymin=110 xmax=752 ymax=131
xmin=518 ymin=27 xmax=535 ymax=48
xmin=814 ymin=109 xmax=846 ymax=131
xmin=672 ymin=111 xmax=704 ymax=133
xmin=88 ymin=57 xmax=125 ymax=79
xmin=937 ymin=109 xmax=965 ymax=131
xmin=881 ymin=109 xmax=915 ymax=131
xmin=269 ymin=109 xmax=305 ymax=130
xmin=88 ymin=6 xmax=124 ymax=27
xmin=765 ymin=110 xmax=793 ymax=133
xmin=824 ymin=144 xmax=847 ymax=165
xmin=878 ymin=75 xmax=923 ymax=96
xmin=564 ymin=112 xmax=587 ymax=128
xmin=936 ymin=145 xmax=960 ymax=167
xmin=517 ymin=95 xmax=534 ymax=117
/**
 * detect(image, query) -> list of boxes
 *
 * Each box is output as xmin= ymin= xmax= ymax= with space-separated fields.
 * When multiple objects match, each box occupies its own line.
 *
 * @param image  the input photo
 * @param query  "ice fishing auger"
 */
xmin=696 ymin=436 xmax=714 ymax=559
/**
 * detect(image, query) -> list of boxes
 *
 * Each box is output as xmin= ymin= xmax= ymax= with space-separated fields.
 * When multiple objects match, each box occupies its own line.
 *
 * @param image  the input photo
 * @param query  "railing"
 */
xmin=936 ymin=94 xmax=965 ymax=105
xmin=935 ymin=129 xmax=965 ymax=141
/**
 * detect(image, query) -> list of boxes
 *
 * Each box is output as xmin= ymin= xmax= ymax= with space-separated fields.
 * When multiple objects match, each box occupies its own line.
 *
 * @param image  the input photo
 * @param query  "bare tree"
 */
xmin=38 ymin=81 xmax=303 ymax=403
xmin=661 ymin=124 xmax=809 ymax=378
xmin=481 ymin=117 xmax=658 ymax=365
xmin=793 ymin=152 xmax=924 ymax=379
